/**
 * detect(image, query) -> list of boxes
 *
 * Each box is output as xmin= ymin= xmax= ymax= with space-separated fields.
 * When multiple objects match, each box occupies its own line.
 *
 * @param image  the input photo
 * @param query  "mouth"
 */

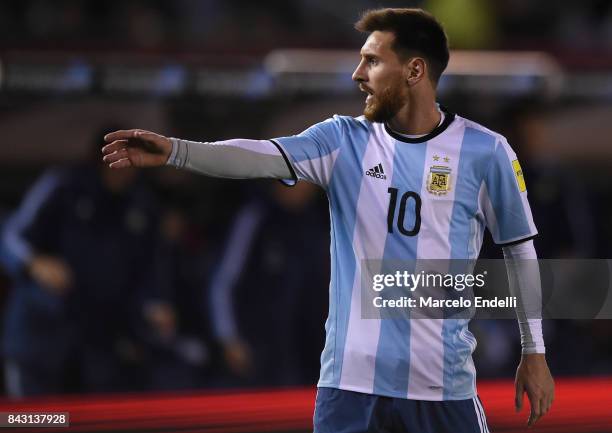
xmin=359 ymin=85 xmax=374 ymax=104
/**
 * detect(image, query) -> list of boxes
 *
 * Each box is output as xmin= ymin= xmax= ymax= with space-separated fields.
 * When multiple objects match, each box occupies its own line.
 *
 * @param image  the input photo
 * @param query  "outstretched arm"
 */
xmin=102 ymin=129 xmax=293 ymax=180
xmin=503 ymin=240 xmax=554 ymax=427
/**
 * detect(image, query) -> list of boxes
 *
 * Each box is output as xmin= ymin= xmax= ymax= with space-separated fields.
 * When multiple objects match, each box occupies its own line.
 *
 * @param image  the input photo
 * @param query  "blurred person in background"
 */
xmin=139 ymin=203 xmax=212 ymax=391
xmin=0 ymin=126 xmax=165 ymax=397
xmin=102 ymin=7 xmax=555 ymax=432
xmin=209 ymin=181 xmax=328 ymax=387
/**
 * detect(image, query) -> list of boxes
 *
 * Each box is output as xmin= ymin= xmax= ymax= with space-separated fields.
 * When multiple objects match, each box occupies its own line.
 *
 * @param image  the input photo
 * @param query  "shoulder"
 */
xmin=458 ymin=115 xmax=505 ymax=143
xmin=325 ymin=114 xmax=372 ymax=139
xmin=456 ymin=115 xmax=512 ymax=153
xmin=301 ymin=115 xmax=371 ymax=150
xmin=332 ymin=114 xmax=370 ymax=129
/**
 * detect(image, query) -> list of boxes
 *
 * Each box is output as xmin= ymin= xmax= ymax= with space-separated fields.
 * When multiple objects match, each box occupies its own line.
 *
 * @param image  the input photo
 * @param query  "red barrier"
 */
xmin=0 ymin=377 xmax=610 ymax=432
xmin=477 ymin=377 xmax=612 ymax=433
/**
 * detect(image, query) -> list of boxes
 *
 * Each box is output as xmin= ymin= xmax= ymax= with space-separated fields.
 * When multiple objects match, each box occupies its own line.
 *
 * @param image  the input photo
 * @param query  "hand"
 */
xmin=102 ymin=129 xmax=172 ymax=169
xmin=223 ymin=338 xmax=253 ymax=377
xmin=515 ymin=353 xmax=555 ymax=427
xmin=28 ymin=254 xmax=73 ymax=295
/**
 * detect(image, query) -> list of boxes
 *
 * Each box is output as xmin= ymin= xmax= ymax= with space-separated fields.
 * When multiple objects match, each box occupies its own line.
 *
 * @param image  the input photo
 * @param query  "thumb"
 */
xmin=515 ymin=379 xmax=525 ymax=412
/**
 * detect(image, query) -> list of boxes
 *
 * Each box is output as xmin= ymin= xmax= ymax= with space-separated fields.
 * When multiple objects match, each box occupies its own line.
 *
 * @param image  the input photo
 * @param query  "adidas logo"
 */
xmin=365 ymin=163 xmax=387 ymax=180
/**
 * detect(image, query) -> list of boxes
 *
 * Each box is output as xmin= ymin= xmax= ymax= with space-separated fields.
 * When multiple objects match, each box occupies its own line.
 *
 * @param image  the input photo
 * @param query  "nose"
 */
xmin=352 ymin=59 xmax=366 ymax=83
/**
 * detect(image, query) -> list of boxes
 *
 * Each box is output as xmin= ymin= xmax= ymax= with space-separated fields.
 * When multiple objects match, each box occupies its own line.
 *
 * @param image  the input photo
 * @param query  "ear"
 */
xmin=404 ymin=57 xmax=427 ymax=86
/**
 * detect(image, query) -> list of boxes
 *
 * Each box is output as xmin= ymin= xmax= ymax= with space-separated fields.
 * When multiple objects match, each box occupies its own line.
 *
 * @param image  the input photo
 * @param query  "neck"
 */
xmin=387 ymin=95 xmax=441 ymax=136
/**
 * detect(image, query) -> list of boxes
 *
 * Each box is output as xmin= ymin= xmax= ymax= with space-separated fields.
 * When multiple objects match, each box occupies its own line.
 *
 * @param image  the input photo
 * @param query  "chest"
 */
xmin=330 ymin=135 xmax=488 ymax=236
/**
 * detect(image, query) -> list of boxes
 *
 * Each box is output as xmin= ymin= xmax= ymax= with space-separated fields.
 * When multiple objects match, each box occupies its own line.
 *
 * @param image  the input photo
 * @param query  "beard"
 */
xmin=363 ymin=80 xmax=406 ymax=123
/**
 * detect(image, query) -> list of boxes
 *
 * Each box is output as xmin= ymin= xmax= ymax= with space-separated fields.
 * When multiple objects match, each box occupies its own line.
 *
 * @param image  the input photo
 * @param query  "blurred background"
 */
xmin=0 ymin=0 xmax=611 ymax=431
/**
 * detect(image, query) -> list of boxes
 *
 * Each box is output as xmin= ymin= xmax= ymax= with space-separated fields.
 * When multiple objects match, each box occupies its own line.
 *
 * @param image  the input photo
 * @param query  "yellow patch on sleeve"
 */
xmin=512 ymin=159 xmax=526 ymax=192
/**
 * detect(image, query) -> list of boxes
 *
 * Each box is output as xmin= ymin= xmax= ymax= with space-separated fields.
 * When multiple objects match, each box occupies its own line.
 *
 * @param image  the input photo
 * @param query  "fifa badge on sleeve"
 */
xmin=427 ymin=156 xmax=451 ymax=195
xmin=512 ymin=159 xmax=527 ymax=192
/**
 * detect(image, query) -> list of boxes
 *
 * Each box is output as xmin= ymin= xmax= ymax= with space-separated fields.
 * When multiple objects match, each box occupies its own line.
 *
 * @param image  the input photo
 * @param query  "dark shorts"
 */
xmin=314 ymin=387 xmax=490 ymax=433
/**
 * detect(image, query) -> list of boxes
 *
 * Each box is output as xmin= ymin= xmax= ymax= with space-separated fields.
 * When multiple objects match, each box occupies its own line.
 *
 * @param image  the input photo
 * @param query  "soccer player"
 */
xmin=102 ymin=8 xmax=554 ymax=432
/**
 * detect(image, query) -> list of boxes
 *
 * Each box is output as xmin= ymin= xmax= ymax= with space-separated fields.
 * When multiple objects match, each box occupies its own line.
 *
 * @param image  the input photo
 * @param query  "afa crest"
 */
xmin=427 ymin=165 xmax=451 ymax=195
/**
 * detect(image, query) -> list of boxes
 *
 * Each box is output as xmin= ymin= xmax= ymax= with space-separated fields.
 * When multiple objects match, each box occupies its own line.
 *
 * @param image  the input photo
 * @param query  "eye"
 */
xmin=367 ymin=57 xmax=379 ymax=66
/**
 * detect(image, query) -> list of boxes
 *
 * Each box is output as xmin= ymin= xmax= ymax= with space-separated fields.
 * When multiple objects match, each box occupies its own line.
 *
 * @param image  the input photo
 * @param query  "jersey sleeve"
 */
xmin=480 ymin=138 xmax=538 ymax=246
xmin=271 ymin=115 xmax=344 ymax=187
xmin=1 ymin=169 xmax=64 ymax=275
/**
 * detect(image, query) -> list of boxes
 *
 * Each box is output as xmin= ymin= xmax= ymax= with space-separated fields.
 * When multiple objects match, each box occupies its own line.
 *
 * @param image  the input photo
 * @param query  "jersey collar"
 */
xmin=384 ymin=106 xmax=456 ymax=143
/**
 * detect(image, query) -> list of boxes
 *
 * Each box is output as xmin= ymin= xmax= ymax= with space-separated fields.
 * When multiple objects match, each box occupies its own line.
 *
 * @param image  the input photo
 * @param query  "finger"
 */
xmin=102 ymin=139 xmax=128 ymax=155
xmin=104 ymin=129 xmax=144 ymax=142
xmin=540 ymin=398 xmax=550 ymax=418
xmin=109 ymin=158 xmax=133 ymax=169
xmin=538 ymin=396 xmax=547 ymax=421
xmin=527 ymin=393 xmax=541 ymax=426
xmin=542 ymin=392 xmax=551 ymax=415
xmin=515 ymin=380 xmax=524 ymax=412
xmin=103 ymin=149 xmax=129 ymax=164
xmin=543 ymin=393 xmax=553 ymax=415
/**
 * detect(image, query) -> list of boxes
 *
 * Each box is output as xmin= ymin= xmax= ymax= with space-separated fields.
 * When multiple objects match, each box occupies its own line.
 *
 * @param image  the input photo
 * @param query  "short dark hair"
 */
xmin=355 ymin=8 xmax=449 ymax=85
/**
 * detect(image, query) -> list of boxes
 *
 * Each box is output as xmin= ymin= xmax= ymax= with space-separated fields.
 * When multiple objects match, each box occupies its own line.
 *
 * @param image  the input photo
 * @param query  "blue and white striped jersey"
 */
xmin=272 ymin=107 xmax=537 ymax=401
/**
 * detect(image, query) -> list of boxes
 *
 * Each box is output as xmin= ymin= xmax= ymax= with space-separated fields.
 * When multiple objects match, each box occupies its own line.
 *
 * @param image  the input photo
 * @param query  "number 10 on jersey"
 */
xmin=387 ymin=187 xmax=422 ymax=236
